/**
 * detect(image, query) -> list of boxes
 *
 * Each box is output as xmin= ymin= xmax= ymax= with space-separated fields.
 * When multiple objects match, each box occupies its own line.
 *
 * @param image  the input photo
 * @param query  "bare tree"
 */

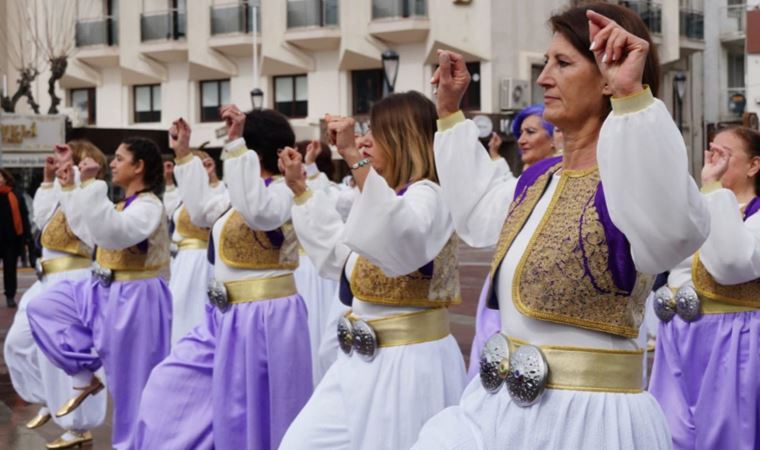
xmin=0 ymin=0 xmax=45 ymax=114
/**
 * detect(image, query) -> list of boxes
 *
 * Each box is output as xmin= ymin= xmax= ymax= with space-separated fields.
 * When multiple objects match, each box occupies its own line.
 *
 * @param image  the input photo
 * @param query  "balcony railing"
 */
xmin=287 ymin=0 xmax=339 ymax=28
xmin=76 ymin=17 xmax=118 ymax=47
xmin=141 ymin=9 xmax=186 ymax=42
xmin=679 ymin=9 xmax=704 ymax=40
xmin=372 ymin=0 xmax=427 ymax=20
xmin=210 ymin=1 xmax=261 ymax=35
xmin=618 ymin=1 xmax=662 ymax=34
xmin=720 ymin=4 xmax=746 ymax=37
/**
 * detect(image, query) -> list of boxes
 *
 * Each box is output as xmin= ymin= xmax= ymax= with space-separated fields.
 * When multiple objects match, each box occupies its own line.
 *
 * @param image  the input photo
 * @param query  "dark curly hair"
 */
xmin=243 ymin=109 xmax=296 ymax=174
xmin=121 ymin=137 xmax=165 ymax=196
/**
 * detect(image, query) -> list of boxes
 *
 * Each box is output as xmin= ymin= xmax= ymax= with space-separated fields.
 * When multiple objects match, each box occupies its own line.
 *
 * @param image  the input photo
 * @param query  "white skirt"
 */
xmin=169 ymin=248 xmax=212 ymax=345
xmin=6 ymin=268 xmax=107 ymax=431
xmin=293 ymin=254 xmax=339 ymax=385
xmin=412 ymin=375 xmax=672 ymax=450
xmin=280 ymin=334 xmax=466 ymax=450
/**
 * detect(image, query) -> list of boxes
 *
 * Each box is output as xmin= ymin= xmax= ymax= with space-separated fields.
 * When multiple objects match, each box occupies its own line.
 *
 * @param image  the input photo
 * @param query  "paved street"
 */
xmin=0 ymin=244 xmax=494 ymax=449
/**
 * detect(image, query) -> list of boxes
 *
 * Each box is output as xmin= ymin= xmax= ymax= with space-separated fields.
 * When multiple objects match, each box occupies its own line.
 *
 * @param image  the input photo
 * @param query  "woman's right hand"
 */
xmin=325 ymin=115 xmax=361 ymax=165
xmin=163 ymin=161 xmax=175 ymax=186
xmin=304 ymin=140 xmax=321 ymax=165
xmin=701 ymin=142 xmax=731 ymax=186
xmin=278 ymin=147 xmax=307 ymax=196
xmin=169 ymin=118 xmax=191 ymax=159
xmin=43 ymin=156 xmax=58 ymax=183
xmin=78 ymin=157 xmax=101 ymax=183
xmin=56 ymin=161 xmax=74 ymax=188
xmin=431 ymin=50 xmax=471 ymax=118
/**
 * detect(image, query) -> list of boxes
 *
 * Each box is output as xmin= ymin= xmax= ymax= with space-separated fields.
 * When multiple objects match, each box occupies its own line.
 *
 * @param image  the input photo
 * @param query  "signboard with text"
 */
xmin=0 ymin=113 xmax=66 ymax=167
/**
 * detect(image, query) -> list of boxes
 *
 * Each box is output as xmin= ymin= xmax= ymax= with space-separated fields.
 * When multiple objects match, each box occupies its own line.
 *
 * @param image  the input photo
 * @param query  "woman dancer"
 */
xmin=649 ymin=126 xmax=760 ymax=449
xmin=413 ymin=4 xmax=708 ymax=449
xmin=279 ymin=91 xmax=466 ymax=450
xmin=133 ymin=111 xmax=312 ymax=450
xmin=27 ymin=137 xmax=172 ymax=450
xmin=5 ymin=142 xmax=108 ymax=449
xmin=163 ymin=148 xmax=226 ymax=344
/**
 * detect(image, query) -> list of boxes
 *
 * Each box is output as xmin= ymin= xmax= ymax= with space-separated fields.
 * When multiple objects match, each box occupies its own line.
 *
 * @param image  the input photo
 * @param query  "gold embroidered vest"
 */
xmin=218 ymin=211 xmax=299 ymax=270
xmin=96 ymin=194 xmax=171 ymax=271
xmin=40 ymin=208 xmax=92 ymax=258
xmin=175 ymin=206 xmax=210 ymax=242
xmin=489 ymin=163 xmax=651 ymax=338
xmin=692 ymin=253 xmax=760 ymax=308
xmin=349 ymin=235 xmax=461 ymax=308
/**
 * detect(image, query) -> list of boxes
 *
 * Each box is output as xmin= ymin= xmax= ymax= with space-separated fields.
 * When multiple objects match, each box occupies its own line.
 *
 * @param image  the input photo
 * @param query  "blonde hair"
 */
xmin=68 ymin=139 xmax=108 ymax=180
xmin=369 ymin=91 xmax=438 ymax=191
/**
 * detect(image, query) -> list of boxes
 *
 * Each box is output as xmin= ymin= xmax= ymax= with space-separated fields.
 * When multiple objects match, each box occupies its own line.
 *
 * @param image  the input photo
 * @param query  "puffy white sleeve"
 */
xmin=71 ymin=180 xmax=163 ymax=249
xmin=32 ymin=183 xmax=58 ymax=229
xmin=344 ymin=169 xmax=454 ymax=277
xmin=434 ymin=112 xmax=518 ymax=248
xmin=291 ymin=189 xmax=352 ymax=281
xmin=163 ymin=186 xmax=181 ymax=219
xmin=597 ymin=88 xmax=709 ymax=274
xmin=699 ymin=188 xmax=760 ymax=284
xmin=174 ymin=155 xmax=230 ymax=228
xmin=223 ymin=138 xmax=292 ymax=231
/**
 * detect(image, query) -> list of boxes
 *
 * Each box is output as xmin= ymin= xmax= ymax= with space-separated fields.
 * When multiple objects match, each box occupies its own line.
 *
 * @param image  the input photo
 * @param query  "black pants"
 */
xmin=1 ymin=241 xmax=20 ymax=300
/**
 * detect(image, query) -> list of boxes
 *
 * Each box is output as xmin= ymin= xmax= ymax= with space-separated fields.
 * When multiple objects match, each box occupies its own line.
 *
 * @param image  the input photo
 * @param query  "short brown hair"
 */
xmin=68 ymin=139 xmax=108 ymax=180
xmin=370 ymin=91 xmax=438 ymax=190
xmin=549 ymin=2 xmax=661 ymax=116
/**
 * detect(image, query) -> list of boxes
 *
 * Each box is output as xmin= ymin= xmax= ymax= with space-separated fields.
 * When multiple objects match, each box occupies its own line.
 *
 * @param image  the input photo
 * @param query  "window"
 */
xmin=352 ymin=69 xmax=384 ymax=116
xmin=461 ymin=62 xmax=481 ymax=111
xmin=134 ymin=84 xmax=161 ymax=123
xmin=70 ymin=88 xmax=96 ymax=125
xmin=530 ymin=64 xmax=544 ymax=105
xmin=727 ymin=52 xmax=745 ymax=89
xmin=274 ymin=75 xmax=307 ymax=118
xmin=200 ymin=79 xmax=231 ymax=122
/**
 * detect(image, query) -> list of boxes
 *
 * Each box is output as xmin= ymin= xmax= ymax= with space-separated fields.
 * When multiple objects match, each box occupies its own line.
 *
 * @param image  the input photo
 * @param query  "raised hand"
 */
xmin=587 ymin=10 xmax=648 ymax=98
xmin=202 ymin=157 xmax=219 ymax=184
xmin=44 ymin=156 xmax=58 ymax=183
xmin=220 ymin=104 xmax=246 ymax=141
xmin=325 ymin=115 xmax=361 ymax=165
xmin=305 ymin=140 xmax=321 ymax=165
xmin=431 ymin=50 xmax=471 ymax=118
xmin=56 ymin=160 xmax=75 ymax=188
xmin=701 ymin=142 xmax=731 ymax=186
xmin=54 ymin=144 xmax=73 ymax=165
xmin=79 ymin=157 xmax=101 ymax=182
xmin=169 ymin=118 xmax=192 ymax=158
xmin=163 ymin=161 xmax=175 ymax=186
xmin=488 ymin=132 xmax=503 ymax=160
xmin=278 ymin=147 xmax=307 ymax=196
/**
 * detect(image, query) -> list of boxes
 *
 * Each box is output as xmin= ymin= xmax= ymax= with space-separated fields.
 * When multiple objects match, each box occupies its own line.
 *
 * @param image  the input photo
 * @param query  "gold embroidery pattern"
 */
xmin=176 ymin=206 xmax=210 ymax=241
xmin=512 ymin=169 xmax=648 ymax=338
xmin=219 ymin=211 xmax=299 ymax=270
xmin=693 ymin=253 xmax=760 ymax=308
xmin=350 ymin=235 xmax=461 ymax=307
xmin=40 ymin=208 xmax=92 ymax=258
xmin=96 ymin=194 xmax=170 ymax=271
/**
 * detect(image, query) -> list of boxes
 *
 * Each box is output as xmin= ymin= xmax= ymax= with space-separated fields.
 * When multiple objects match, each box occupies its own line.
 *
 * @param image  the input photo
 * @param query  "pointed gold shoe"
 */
xmin=25 ymin=411 xmax=51 ymax=429
xmin=45 ymin=431 xmax=93 ymax=449
xmin=55 ymin=376 xmax=104 ymax=418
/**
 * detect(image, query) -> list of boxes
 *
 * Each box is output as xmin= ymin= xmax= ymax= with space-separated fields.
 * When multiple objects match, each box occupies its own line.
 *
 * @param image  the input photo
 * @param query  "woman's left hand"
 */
xmin=701 ymin=143 xmax=731 ymax=186
xmin=79 ymin=157 xmax=101 ymax=182
xmin=587 ymin=10 xmax=648 ymax=98
xmin=278 ymin=147 xmax=307 ymax=196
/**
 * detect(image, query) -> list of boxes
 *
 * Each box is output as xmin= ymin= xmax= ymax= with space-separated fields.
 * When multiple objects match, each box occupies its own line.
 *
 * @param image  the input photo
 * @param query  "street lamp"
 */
xmin=250 ymin=88 xmax=264 ymax=110
xmin=381 ymin=49 xmax=400 ymax=94
xmin=673 ymin=72 xmax=686 ymax=132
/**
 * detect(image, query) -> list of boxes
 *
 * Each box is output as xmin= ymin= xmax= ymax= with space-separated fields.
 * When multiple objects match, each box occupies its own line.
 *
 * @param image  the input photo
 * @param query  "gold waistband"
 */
xmin=225 ymin=274 xmax=298 ymax=304
xmin=348 ymin=307 xmax=450 ymax=348
xmin=509 ymin=337 xmax=644 ymax=394
xmin=176 ymin=238 xmax=208 ymax=251
xmin=668 ymin=287 xmax=758 ymax=314
xmin=111 ymin=270 xmax=161 ymax=282
xmin=41 ymin=257 xmax=92 ymax=276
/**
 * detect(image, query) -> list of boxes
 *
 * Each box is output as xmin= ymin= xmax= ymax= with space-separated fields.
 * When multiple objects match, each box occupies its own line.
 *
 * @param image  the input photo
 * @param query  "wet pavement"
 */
xmin=0 ymin=244 xmax=494 ymax=449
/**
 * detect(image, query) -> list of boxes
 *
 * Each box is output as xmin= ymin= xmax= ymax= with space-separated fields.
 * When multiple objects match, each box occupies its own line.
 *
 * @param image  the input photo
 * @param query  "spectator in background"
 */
xmin=0 ymin=168 xmax=31 ymax=308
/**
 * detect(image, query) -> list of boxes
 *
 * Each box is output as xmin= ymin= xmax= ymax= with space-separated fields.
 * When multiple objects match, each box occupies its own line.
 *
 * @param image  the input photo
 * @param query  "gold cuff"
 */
xmin=700 ymin=181 xmax=723 ymax=194
xmin=174 ymin=153 xmax=194 ymax=165
xmin=610 ymin=86 xmax=654 ymax=115
xmin=80 ymin=179 xmax=96 ymax=188
xmin=436 ymin=110 xmax=466 ymax=132
xmin=293 ymin=188 xmax=313 ymax=206
xmin=225 ymin=274 xmax=298 ymax=304
xmin=221 ymin=145 xmax=248 ymax=161
xmin=40 ymin=182 xmax=54 ymax=190
xmin=61 ymin=184 xmax=76 ymax=192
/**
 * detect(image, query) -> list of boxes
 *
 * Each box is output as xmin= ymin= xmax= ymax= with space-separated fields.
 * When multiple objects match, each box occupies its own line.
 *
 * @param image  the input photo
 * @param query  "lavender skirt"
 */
xmin=467 ymin=276 xmax=500 ymax=380
xmin=27 ymin=276 xmax=172 ymax=450
xmin=649 ymin=310 xmax=760 ymax=449
xmin=132 ymin=294 xmax=313 ymax=450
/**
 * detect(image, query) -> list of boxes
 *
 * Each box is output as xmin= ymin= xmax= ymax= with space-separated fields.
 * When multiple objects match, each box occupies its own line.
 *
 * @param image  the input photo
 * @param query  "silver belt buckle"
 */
xmin=335 ymin=316 xmax=378 ymax=361
xmin=170 ymin=242 xmax=179 ymax=258
xmin=207 ymin=278 xmax=229 ymax=311
xmin=35 ymin=259 xmax=44 ymax=282
xmin=675 ymin=285 xmax=701 ymax=322
xmin=91 ymin=262 xmax=113 ymax=287
xmin=653 ymin=286 xmax=677 ymax=322
xmin=480 ymin=333 xmax=549 ymax=407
